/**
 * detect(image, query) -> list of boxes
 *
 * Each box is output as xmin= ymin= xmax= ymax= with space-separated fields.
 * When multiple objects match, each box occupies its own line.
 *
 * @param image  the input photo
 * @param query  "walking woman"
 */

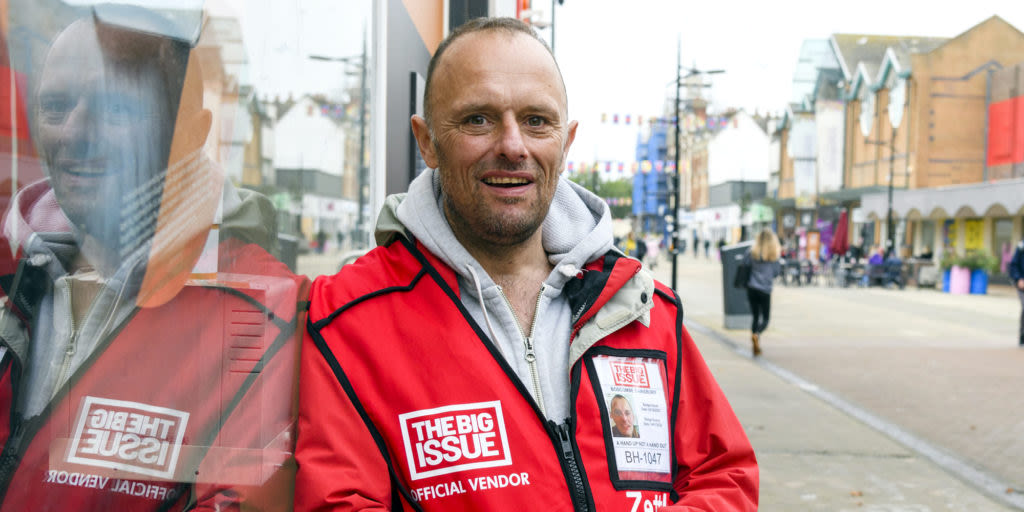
xmin=746 ymin=229 xmax=781 ymax=356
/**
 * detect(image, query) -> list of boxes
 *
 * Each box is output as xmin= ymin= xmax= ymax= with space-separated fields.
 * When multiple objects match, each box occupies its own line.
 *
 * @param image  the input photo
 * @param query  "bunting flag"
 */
xmin=601 ymin=113 xmax=607 ymax=123
xmin=612 ymin=114 xmax=619 ymax=124
xmin=624 ymin=115 xmax=631 ymax=125
xmin=654 ymin=161 xmax=664 ymax=172
xmin=631 ymin=162 xmax=639 ymax=173
xmin=641 ymin=160 xmax=652 ymax=173
xmin=567 ymin=161 xmax=575 ymax=172
xmin=666 ymin=162 xmax=676 ymax=172
xmin=617 ymin=162 xmax=625 ymax=173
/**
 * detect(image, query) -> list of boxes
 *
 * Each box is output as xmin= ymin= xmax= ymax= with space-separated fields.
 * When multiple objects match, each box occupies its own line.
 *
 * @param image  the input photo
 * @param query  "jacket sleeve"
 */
xmin=294 ymin=323 xmax=392 ymax=511
xmin=663 ymin=325 xmax=759 ymax=511
xmin=1010 ymin=245 xmax=1024 ymax=282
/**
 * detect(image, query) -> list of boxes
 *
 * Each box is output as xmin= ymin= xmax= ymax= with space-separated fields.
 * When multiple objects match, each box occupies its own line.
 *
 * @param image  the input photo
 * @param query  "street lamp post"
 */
xmin=669 ymin=39 xmax=722 ymax=290
xmin=865 ymin=127 xmax=897 ymax=259
xmin=310 ymin=34 xmax=369 ymax=249
xmin=671 ymin=38 xmax=682 ymax=291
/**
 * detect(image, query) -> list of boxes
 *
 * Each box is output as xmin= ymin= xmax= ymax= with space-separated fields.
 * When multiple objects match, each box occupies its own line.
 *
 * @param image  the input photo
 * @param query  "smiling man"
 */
xmin=297 ymin=17 xmax=758 ymax=511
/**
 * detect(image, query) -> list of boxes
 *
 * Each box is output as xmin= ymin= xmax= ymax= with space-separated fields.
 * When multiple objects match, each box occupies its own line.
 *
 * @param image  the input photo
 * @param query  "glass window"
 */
xmin=0 ymin=0 xmax=374 ymax=507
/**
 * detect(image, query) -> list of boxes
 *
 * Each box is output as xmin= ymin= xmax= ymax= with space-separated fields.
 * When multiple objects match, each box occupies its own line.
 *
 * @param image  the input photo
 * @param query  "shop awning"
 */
xmin=860 ymin=178 xmax=1024 ymax=220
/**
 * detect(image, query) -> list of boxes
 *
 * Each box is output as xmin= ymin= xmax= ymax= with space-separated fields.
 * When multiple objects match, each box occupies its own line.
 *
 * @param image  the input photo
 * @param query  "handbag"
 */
xmin=733 ymin=257 xmax=752 ymax=288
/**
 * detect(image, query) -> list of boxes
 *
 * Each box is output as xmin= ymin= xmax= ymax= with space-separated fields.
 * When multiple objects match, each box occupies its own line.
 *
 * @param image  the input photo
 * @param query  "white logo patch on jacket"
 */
xmin=66 ymin=396 xmax=189 ymax=479
xmin=399 ymin=401 xmax=512 ymax=480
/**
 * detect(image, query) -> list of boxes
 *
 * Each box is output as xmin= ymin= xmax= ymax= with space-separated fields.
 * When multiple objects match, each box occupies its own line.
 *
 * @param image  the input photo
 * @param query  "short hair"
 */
xmin=34 ymin=5 xmax=194 ymax=131
xmin=422 ymin=16 xmax=562 ymax=128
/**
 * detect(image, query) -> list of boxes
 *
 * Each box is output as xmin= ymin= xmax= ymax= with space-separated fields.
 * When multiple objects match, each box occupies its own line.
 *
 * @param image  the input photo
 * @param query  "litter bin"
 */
xmin=721 ymin=241 xmax=753 ymax=330
xmin=277 ymin=233 xmax=299 ymax=273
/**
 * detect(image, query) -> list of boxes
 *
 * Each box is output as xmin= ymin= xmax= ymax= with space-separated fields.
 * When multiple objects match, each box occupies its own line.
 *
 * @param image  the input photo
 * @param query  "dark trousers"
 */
xmin=1018 ymin=288 xmax=1024 ymax=344
xmin=747 ymin=287 xmax=771 ymax=334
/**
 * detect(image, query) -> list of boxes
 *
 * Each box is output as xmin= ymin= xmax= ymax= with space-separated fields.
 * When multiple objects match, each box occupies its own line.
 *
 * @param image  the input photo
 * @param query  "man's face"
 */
xmin=610 ymin=397 xmax=634 ymax=435
xmin=415 ymin=31 xmax=577 ymax=249
xmin=35 ymin=21 xmax=171 ymax=247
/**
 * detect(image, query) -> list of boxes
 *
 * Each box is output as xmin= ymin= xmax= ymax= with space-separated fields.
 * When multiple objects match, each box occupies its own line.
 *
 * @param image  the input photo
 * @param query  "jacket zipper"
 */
xmin=553 ymin=420 xmax=589 ymax=512
xmin=498 ymin=284 xmax=547 ymax=417
xmin=54 ymin=279 xmax=79 ymax=398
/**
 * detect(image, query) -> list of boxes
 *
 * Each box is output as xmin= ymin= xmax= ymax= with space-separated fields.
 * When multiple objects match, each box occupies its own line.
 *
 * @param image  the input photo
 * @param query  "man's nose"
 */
xmin=496 ymin=113 xmax=527 ymax=162
xmin=60 ymin=98 xmax=94 ymax=144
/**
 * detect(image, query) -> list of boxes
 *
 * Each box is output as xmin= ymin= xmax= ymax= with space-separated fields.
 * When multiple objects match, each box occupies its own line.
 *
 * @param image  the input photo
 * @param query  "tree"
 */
xmin=568 ymin=174 xmax=633 ymax=219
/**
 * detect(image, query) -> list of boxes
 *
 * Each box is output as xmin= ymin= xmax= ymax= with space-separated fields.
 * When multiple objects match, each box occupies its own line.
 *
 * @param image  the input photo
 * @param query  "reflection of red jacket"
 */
xmin=297 ymin=237 xmax=757 ymax=511
xmin=0 ymin=239 xmax=309 ymax=511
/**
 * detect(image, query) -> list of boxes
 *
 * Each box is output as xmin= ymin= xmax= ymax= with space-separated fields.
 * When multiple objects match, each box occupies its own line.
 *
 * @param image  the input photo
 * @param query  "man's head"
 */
xmin=410 ymin=17 xmax=577 ymax=252
xmin=609 ymin=395 xmax=635 ymax=436
xmin=33 ymin=7 xmax=209 ymax=256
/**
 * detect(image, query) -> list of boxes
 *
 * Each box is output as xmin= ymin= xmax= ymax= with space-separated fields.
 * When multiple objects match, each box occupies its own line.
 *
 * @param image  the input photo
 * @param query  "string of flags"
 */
xmin=567 ymin=160 xmax=689 ymax=175
xmin=599 ymin=113 xmax=735 ymax=131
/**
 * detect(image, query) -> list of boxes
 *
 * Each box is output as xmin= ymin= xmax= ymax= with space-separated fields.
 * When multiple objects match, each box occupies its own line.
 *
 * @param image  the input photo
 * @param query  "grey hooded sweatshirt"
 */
xmin=1 ymin=173 xmax=278 ymax=418
xmin=377 ymin=169 xmax=616 ymax=421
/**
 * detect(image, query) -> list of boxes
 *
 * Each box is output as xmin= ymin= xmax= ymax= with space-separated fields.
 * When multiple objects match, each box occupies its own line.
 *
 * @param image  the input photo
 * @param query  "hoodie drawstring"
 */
xmin=465 ymin=264 xmax=507 ymax=360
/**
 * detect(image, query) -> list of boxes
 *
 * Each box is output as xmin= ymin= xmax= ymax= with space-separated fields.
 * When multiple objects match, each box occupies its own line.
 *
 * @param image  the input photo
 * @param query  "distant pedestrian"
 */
xmin=693 ymin=234 xmax=700 ymax=258
xmin=744 ymin=229 xmax=782 ymax=356
xmin=634 ymin=232 xmax=647 ymax=263
xmin=624 ymin=231 xmax=637 ymax=256
xmin=316 ymin=230 xmax=327 ymax=254
xmin=644 ymin=234 xmax=660 ymax=268
xmin=1009 ymin=241 xmax=1024 ymax=347
xmin=704 ymin=238 xmax=710 ymax=258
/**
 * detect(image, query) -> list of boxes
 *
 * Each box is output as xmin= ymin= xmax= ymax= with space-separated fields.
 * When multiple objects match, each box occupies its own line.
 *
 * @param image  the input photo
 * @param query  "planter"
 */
xmin=942 ymin=269 xmax=951 ymax=292
xmin=948 ymin=265 xmax=971 ymax=295
xmin=969 ymin=269 xmax=989 ymax=294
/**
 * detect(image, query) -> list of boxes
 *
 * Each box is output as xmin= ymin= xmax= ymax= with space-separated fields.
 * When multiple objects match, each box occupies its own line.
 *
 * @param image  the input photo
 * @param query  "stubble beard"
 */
xmin=437 ymin=155 xmax=550 ymax=251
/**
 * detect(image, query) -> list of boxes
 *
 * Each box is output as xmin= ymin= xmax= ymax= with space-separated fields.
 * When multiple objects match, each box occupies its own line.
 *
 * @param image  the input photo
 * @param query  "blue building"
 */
xmin=632 ymin=123 xmax=671 ymax=237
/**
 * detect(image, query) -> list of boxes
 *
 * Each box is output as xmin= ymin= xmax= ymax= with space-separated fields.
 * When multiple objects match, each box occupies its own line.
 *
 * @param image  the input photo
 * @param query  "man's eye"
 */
xmin=466 ymin=115 xmax=486 ymax=125
xmin=39 ymin=97 xmax=73 ymax=121
xmin=526 ymin=116 xmax=546 ymax=127
xmin=102 ymin=98 xmax=140 ymax=123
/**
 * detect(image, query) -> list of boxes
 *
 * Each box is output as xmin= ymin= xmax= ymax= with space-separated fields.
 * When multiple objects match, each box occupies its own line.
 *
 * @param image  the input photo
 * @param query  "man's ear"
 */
xmin=560 ymin=120 xmax=578 ymax=173
xmin=410 ymin=115 xmax=438 ymax=169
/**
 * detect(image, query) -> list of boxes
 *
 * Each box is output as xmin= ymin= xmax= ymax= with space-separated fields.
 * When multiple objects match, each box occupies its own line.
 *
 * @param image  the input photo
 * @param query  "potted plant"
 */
xmin=960 ymin=250 xmax=999 ymax=294
xmin=938 ymin=251 xmax=957 ymax=293
xmin=944 ymin=252 xmax=972 ymax=295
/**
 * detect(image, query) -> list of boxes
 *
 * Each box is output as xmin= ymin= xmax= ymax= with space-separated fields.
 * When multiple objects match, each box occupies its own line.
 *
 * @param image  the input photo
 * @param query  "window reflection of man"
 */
xmin=36 ymin=17 xmax=185 ymax=271
xmin=610 ymin=394 xmax=639 ymax=438
xmin=0 ymin=5 xmax=306 ymax=510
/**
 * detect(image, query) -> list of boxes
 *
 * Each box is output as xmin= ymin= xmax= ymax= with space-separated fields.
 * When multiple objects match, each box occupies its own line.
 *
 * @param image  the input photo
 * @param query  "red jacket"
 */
xmin=0 ymin=239 xmax=309 ymax=511
xmin=296 ymin=236 xmax=757 ymax=511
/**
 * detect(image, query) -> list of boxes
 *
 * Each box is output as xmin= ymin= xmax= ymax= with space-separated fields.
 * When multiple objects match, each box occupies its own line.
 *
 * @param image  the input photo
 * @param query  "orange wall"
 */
xmin=402 ymin=0 xmax=444 ymax=54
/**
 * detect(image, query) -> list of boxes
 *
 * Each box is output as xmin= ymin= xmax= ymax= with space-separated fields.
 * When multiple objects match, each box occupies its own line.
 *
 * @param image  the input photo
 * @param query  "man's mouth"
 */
xmin=482 ymin=176 xmax=531 ymax=188
xmin=61 ymin=166 xmax=109 ymax=177
xmin=53 ymin=159 xmax=111 ymax=178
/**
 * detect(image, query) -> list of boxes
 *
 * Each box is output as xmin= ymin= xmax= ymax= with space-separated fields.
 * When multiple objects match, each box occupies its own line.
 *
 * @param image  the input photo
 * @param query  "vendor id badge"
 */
xmin=591 ymin=354 xmax=671 ymax=483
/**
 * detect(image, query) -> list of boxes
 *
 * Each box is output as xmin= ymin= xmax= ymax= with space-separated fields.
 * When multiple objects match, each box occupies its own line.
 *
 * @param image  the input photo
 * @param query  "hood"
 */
xmin=378 ymin=168 xmax=614 ymax=293
xmin=4 ymin=179 xmax=78 ymax=276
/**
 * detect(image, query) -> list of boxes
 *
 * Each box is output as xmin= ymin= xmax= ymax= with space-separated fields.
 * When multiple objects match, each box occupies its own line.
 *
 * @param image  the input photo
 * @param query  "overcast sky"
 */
xmin=216 ymin=0 xmax=1024 ymax=165
xmin=552 ymin=0 xmax=1024 ymax=164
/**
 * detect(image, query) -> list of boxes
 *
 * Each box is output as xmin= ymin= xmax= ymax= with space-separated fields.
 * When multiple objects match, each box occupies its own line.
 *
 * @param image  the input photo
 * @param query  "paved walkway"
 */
xmin=651 ymin=254 xmax=1024 ymax=511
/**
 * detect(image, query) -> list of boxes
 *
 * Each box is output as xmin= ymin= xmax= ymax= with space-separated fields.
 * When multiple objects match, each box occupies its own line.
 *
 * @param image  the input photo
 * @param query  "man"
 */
xmin=0 ymin=5 xmax=307 ymax=509
xmin=296 ymin=17 xmax=757 ymax=511
xmin=609 ymin=395 xmax=639 ymax=438
xmin=1009 ymin=241 xmax=1024 ymax=346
